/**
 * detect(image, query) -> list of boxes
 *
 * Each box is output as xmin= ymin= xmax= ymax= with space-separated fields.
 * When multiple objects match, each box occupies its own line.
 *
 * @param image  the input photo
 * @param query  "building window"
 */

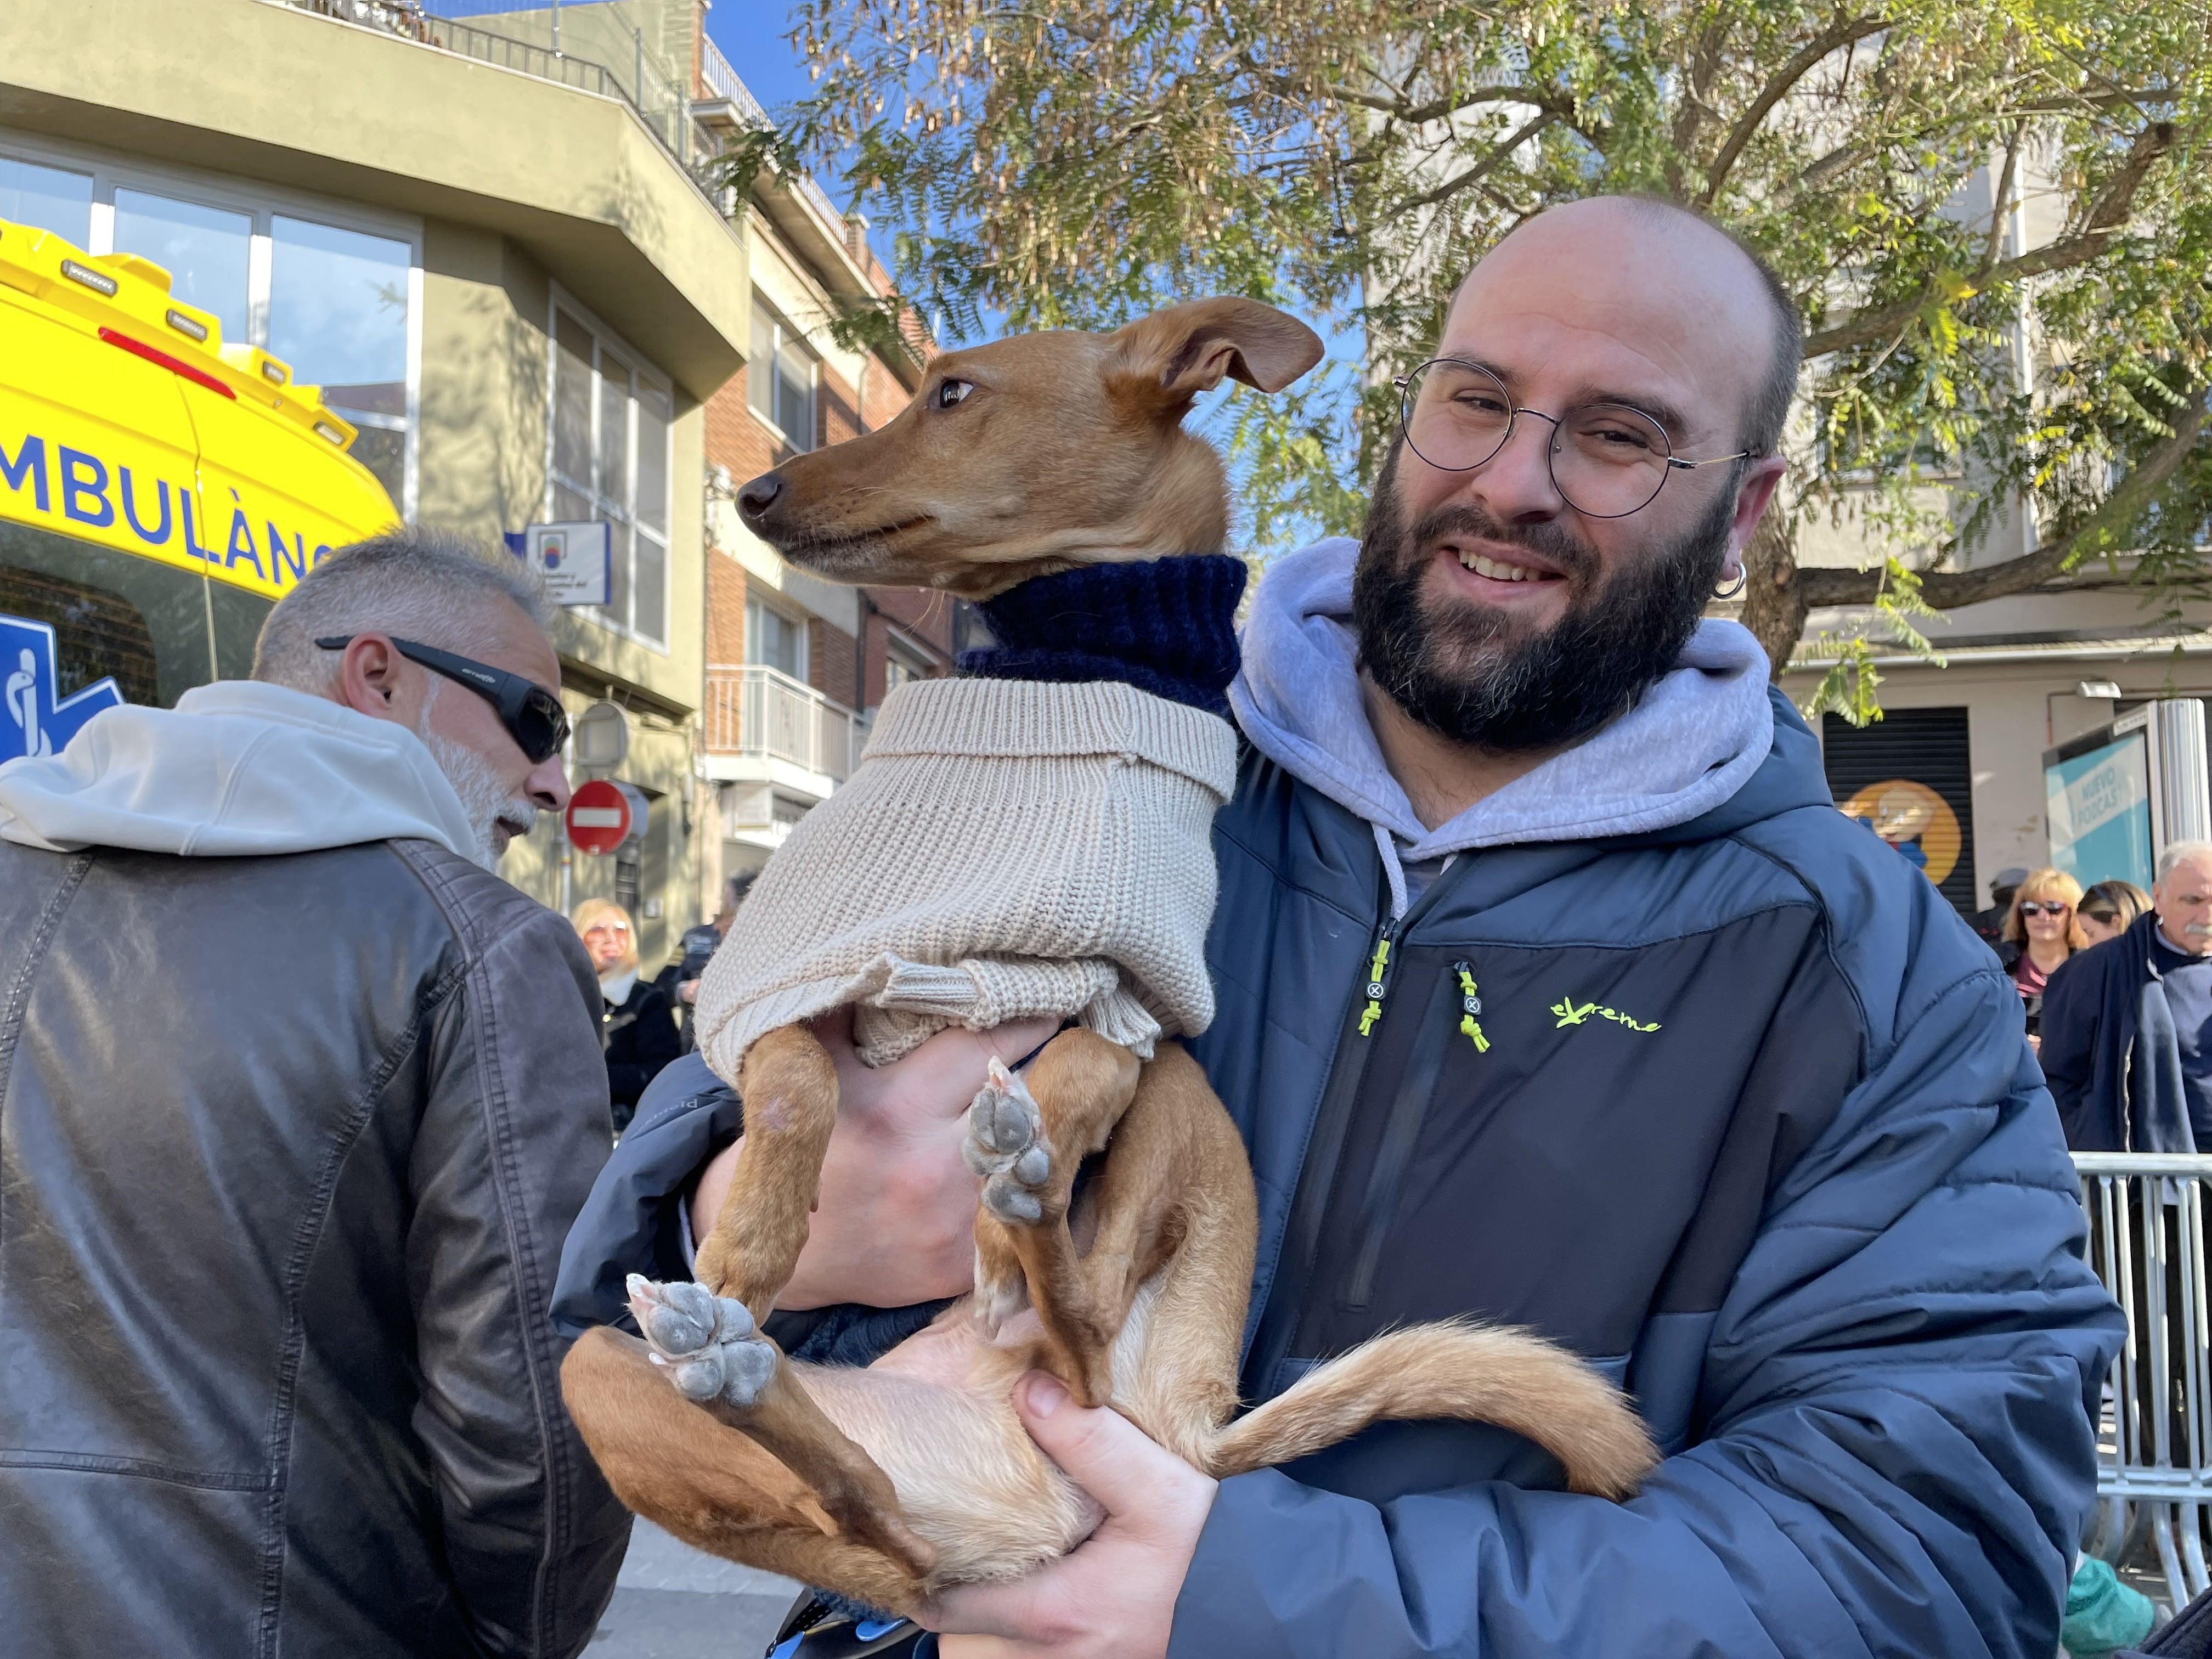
xmin=746 ymin=596 xmax=807 ymax=681
xmin=0 ymin=138 xmax=419 ymax=512
xmin=550 ymin=301 xmax=673 ymax=648
xmin=748 ymin=298 xmax=816 ymax=451
xmin=883 ymin=642 xmax=927 ymax=697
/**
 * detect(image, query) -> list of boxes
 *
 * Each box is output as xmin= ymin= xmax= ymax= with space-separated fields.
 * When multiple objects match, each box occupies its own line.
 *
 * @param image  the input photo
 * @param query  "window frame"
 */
xmin=744 ymin=594 xmax=810 ymax=682
xmin=0 ymin=128 xmax=424 ymax=517
xmin=544 ymin=284 xmax=676 ymax=652
xmin=747 ymin=295 xmax=819 ymax=453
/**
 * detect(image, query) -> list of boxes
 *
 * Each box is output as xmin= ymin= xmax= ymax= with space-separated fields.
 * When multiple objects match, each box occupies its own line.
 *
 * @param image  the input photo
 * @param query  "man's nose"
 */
xmin=529 ymin=755 xmax=571 ymax=814
xmin=1459 ymin=414 xmax=1566 ymax=524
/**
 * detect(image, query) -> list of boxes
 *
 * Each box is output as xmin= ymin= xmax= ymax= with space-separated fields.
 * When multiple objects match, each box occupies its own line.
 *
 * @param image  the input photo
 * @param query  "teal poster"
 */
xmin=2047 ymin=732 xmax=2154 ymax=891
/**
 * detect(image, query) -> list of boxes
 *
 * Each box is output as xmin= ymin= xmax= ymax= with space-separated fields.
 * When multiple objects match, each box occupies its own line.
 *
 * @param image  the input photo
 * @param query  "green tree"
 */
xmin=770 ymin=0 xmax=2209 ymax=711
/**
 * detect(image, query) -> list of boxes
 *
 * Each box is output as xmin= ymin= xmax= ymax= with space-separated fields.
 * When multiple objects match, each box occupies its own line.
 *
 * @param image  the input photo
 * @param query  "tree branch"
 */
xmin=1379 ymin=112 xmax=1558 ymax=223
xmin=1979 ymin=119 xmax=2026 ymax=274
xmin=1797 ymin=384 xmax=2209 ymax=610
xmin=1697 ymin=13 xmax=1890 ymax=207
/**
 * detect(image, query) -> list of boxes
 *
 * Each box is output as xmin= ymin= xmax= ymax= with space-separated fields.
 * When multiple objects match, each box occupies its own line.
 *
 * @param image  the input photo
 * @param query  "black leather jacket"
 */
xmin=0 ymin=837 xmax=630 ymax=1656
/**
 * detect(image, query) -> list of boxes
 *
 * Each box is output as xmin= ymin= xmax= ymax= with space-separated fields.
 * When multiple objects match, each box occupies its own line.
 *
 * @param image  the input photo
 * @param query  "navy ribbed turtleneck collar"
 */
xmin=957 ymin=555 xmax=1247 ymax=716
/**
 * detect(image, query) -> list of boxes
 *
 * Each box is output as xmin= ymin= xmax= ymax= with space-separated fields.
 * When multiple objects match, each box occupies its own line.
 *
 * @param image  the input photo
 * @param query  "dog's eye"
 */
xmin=936 ymin=379 xmax=974 ymax=409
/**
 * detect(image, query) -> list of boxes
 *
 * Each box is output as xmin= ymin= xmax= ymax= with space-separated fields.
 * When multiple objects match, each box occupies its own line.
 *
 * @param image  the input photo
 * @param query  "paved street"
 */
xmin=591 ymin=1520 xmax=798 ymax=1657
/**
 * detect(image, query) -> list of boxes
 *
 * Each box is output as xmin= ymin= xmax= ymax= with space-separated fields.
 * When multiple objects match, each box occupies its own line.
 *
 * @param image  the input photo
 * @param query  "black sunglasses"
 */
xmin=2018 ymin=900 xmax=2072 ymax=917
xmin=317 ymin=634 xmax=569 ymax=764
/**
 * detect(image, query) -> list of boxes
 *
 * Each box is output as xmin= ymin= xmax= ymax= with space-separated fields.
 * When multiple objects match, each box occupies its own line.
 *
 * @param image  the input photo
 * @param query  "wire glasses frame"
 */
xmin=1394 ymin=358 xmax=1754 ymax=520
xmin=316 ymin=634 xmax=571 ymax=764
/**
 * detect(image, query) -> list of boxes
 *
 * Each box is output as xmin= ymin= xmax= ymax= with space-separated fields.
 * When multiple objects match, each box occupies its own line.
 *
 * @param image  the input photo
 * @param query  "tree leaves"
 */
xmin=780 ymin=0 xmax=2208 ymax=705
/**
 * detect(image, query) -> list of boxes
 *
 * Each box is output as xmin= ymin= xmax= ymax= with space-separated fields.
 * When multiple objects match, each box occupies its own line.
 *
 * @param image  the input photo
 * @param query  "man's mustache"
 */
xmin=1402 ymin=501 xmax=1598 ymax=588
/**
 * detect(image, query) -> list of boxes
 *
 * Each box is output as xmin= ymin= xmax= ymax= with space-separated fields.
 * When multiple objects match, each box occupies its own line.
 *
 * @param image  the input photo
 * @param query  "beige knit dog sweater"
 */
xmin=692 ymin=675 xmax=1239 ymax=1080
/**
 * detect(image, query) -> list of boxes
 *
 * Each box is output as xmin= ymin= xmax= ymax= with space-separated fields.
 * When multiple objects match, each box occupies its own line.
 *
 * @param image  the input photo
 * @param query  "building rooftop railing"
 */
xmin=697 ymin=31 xmax=850 ymax=236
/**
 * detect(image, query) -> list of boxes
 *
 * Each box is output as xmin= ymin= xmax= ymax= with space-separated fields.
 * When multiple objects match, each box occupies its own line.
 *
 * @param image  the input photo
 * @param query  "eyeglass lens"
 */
xmin=2019 ymin=901 xmax=2070 ymax=916
xmin=1401 ymin=360 xmax=1674 ymax=518
xmin=515 ymin=691 xmax=569 ymax=764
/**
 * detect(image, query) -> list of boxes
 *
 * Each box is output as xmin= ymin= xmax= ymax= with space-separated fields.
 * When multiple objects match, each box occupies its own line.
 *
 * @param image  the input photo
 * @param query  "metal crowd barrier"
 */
xmin=2075 ymin=1152 xmax=2212 ymax=1602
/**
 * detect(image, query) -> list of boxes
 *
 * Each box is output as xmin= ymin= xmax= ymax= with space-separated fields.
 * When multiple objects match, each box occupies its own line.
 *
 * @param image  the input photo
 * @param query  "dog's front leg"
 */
xmin=695 ymin=1022 xmax=837 ymax=1325
xmin=964 ymin=1029 xmax=1142 ymax=1406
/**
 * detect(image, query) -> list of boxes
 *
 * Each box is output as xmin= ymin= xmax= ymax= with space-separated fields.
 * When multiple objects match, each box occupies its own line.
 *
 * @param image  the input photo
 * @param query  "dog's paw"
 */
xmin=627 ymin=1275 xmax=778 ymax=1409
xmin=962 ymin=1057 xmax=1054 ymax=1226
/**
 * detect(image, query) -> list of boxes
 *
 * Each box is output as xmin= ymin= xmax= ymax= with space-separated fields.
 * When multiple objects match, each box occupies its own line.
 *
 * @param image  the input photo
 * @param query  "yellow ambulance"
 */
xmin=1 ymin=214 xmax=397 ymax=760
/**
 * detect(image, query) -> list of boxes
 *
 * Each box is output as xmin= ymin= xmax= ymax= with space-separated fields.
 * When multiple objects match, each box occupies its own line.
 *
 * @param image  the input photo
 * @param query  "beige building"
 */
xmin=1768 ymin=155 xmax=2212 ymax=912
xmin=0 ymin=0 xmax=748 ymax=967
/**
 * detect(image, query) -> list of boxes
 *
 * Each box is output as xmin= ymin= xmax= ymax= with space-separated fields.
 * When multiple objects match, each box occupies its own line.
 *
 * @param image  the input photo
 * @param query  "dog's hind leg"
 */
xmin=624 ymin=1278 xmax=938 ymax=1582
xmin=963 ymin=1029 xmax=1141 ymax=1405
xmin=695 ymin=1022 xmax=837 ymax=1325
xmin=561 ymin=1324 xmax=933 ymax=1615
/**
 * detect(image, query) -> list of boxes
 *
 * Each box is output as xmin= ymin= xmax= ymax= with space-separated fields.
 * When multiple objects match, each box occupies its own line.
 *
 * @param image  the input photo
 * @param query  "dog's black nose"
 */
xmin=737 ymin=472 xmax=783 ymax=526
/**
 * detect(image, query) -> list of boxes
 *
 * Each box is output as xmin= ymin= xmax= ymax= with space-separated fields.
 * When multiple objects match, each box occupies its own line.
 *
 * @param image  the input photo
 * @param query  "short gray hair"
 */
xmin=2159 ymin=841 xmax=2212 ymax=885
xmin=253 ymin=528 xmax=555 ymax=693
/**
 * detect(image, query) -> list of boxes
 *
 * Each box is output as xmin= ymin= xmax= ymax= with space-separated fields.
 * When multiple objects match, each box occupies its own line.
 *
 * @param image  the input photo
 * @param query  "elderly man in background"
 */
xmin=2043 ymin=840 xmax=2212 ymax=1152
xmin=0 ymin=532 xmax=630 ymax=1656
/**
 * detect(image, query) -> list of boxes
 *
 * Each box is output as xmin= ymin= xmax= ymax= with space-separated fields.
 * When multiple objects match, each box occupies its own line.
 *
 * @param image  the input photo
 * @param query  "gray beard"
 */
xmin=415 ymin=683 xmax=535 ymax=868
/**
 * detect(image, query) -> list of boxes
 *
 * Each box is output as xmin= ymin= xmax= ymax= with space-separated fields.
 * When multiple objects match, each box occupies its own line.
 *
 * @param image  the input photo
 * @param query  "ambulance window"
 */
xmin=0 ymin=157 xmax=91 ymax=245
xmin=112 ymin=190 xmax=251 ymax=344
xmin=268 ymin=216 xmax=411 ymax=504
xmin=0 ymin=564 xmax=159 ymax=709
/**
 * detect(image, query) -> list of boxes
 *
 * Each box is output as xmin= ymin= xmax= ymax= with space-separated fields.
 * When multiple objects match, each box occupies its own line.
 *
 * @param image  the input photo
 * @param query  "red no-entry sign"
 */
xmin=567 ymin=778 xmax=646 ymax=855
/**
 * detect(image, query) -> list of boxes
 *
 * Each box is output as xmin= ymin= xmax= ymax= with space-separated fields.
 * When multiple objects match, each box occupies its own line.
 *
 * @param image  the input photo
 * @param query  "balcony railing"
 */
xmin=697 ymin=33 xmax=849 ymax=235
xmin=703 ymin=664 xmax=861 ymax=785
xmin=281 ymin=0 xmax=719 ymax=169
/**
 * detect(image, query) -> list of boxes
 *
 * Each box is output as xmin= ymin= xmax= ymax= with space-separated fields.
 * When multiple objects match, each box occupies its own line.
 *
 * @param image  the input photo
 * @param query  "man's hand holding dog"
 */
xmin=690 ymin=1009 xmax=1061 ymax=1310
xmin=926 ymin=1370 xmax=1215 ymax=1658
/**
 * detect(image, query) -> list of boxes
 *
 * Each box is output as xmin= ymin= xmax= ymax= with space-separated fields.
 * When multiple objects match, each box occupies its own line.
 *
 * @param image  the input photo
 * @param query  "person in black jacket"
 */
xmin=575 ymin=896 xmax=681 ymax=1132
xmin=0 ymin=531 xmax=628 ymax=1657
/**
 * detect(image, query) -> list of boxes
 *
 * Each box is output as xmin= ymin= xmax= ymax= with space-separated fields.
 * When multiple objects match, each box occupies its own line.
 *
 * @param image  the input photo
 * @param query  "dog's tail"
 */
xmin=1204 ymin=1321 xmax=1658 ymax=1499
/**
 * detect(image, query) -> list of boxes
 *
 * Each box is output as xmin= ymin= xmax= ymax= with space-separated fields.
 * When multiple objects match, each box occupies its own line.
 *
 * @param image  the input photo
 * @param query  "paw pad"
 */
xmin=627 ymin=1274 xmax=777 ymax=1408
xmin=964 ymin=1059 xmax=1054 ymax=1225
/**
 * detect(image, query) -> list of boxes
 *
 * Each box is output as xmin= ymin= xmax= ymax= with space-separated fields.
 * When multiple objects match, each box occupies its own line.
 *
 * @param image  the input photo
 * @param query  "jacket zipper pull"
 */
xmin=1454 ymin=961 xmax=1491 ymax=1053
xmin=1357 ymin=927 xmax=1397 ymax=1036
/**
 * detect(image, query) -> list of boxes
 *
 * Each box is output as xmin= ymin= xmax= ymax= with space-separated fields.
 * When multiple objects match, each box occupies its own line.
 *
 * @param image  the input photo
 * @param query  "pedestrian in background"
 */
xmin=662 ymin=872 xmax=755 ymax=1050
xmin=2079 ymin=879 xmax=2151 ymax=947
xmin=1999 ymin=866 xmax=2088 ymax=1047
xmin=575 ymin=896 xmax=680 ymax=1133
xmin=1974 ymin=864 xmax=2031 ymax=946
xmin=0 ymin=530 xmax=628 ymax=1657
xmin=2042 ymin=842 xmax=2212 ymax=1151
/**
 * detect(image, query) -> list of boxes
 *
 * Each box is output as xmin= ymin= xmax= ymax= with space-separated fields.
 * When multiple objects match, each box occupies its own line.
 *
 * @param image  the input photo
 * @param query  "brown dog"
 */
xmin=558 ymin=299 xmax=1658 ymax=1619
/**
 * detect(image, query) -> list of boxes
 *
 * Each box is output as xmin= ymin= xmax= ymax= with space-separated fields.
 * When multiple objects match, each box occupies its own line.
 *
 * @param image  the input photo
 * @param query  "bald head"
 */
xmin=1454 ymin=196 xmax=1801 ymax=456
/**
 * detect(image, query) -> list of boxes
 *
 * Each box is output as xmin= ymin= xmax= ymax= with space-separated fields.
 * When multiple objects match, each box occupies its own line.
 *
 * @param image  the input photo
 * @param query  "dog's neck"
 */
xmin=956 ymin=554 xmax=1246 ymax=716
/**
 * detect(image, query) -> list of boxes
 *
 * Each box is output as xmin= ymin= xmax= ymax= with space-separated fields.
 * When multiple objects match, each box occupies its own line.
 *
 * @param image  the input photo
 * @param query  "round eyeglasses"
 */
xmin=1395 ymin=358 xmax=1753 ymax=520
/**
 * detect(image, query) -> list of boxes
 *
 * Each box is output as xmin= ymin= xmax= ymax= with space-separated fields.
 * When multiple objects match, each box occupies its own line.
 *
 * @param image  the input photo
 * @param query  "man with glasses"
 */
xmin=559 ymin=196 xmax=2118 ymax=1659
xmin=0 ymin=530 xmax=630 ymax=1656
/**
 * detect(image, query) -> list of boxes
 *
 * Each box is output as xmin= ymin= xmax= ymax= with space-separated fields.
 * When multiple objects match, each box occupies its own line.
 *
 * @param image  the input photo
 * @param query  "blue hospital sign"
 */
xmin=1 ymin=611 xmax=124 ymax=764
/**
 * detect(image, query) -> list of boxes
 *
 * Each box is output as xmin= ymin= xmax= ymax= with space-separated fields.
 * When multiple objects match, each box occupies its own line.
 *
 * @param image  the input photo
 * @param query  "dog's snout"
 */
xmin=736 ymin=471 xmax=785 ymax=526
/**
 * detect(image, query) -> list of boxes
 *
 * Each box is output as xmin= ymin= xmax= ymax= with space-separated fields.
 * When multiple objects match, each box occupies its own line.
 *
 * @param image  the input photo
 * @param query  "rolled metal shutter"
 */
xmin=1822 ymin=707 xmax=1978 ymax=916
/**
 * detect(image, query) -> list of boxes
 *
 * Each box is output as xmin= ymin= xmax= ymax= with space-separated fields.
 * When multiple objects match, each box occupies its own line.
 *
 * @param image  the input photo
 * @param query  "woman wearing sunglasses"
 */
xmin=1998 ymin=867 xmax=2089 ymax=1050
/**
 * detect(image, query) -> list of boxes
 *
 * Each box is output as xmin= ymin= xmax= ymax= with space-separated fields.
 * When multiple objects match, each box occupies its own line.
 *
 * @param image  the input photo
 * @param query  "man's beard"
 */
xmin=415 ymin=682 xmax=536 ymax=868
xmin=1352 ymin=440 xmax=1738 ymax=753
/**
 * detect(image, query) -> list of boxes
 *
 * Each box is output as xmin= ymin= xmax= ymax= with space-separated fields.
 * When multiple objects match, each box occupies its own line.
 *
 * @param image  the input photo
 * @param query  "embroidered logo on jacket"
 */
xmin=1550 ymin=996 xmax=1661 ymax=1034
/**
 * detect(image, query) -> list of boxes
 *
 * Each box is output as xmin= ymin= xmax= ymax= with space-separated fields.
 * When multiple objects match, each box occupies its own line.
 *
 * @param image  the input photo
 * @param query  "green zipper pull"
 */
xmin=1454 ymin=961 xmax=1491 ymax=1053
xmin=1357 ymin=930 xmax=1395 ymax=1036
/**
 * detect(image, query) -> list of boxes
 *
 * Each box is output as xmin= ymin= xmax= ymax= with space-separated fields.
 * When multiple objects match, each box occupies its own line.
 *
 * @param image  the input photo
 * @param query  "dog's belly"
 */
xmin=791 ymin=1282 xmax=1165 ymax=1586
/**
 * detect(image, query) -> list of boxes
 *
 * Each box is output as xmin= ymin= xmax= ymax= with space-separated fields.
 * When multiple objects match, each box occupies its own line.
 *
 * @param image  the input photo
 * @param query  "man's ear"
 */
xmin=1108 ymin=298 xmax=1325 ymax=414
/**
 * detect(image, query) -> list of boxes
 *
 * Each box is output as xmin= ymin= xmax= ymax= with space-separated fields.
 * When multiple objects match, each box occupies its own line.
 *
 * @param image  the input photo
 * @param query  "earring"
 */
xmin=1713 ymin=565 xmax=1748 ymax=600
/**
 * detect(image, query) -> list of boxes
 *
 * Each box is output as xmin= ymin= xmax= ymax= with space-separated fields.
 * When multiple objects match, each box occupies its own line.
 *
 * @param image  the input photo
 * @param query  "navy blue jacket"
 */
xmin=554 ymin=693 xmax=2121 ymax=1658
xmin=2041 ymin=913 xmax=2199 ymax=1152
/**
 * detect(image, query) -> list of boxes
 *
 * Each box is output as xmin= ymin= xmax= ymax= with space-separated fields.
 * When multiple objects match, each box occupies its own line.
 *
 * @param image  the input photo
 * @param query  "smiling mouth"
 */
xmin=1437 ymin=540 xmax=1564 ymax=584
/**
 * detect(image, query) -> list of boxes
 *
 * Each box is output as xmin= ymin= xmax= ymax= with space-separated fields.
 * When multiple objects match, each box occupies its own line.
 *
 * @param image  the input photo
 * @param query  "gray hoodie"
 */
xmin=1231 ymin=538 xmax=1776 ymax=914
xmin=0 ymin=679 xmax=483 ymax=861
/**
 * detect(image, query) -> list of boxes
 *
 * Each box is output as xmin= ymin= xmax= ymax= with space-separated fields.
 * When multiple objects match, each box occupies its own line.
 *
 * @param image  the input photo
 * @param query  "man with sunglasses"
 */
xmin=559 ymin=196 xmax=2119 ymax=1659
xmin=0 ymin=529 xmax=629 ymax=1656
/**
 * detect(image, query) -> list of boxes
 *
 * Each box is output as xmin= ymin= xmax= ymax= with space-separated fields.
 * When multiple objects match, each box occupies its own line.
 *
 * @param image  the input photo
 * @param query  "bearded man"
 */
xmin=0 ymin=531 xmax=629 ymax=1656
xmin=557 ymin=196 xmax=2121 ymax=1658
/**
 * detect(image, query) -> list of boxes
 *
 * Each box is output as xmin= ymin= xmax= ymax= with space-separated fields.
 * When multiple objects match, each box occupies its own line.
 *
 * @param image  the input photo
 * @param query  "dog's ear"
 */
xmin=1108 ymin=298 xmax=1325 ymax=413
